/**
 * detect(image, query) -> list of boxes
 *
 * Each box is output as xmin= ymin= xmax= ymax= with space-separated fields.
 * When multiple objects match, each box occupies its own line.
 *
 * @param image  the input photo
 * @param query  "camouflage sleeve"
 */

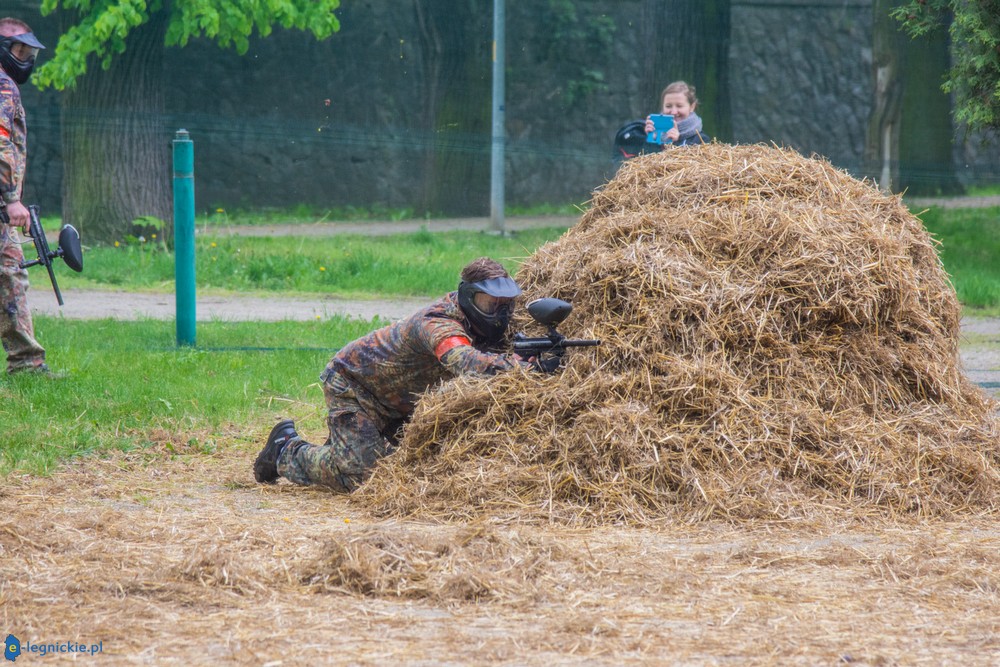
xmin=439 ymin=344 xmax=528 ymax=377
xmin=416 ymin=312 xmax=528 ymax=377
xmin=0 ymin=78 xmax=20 ymax=203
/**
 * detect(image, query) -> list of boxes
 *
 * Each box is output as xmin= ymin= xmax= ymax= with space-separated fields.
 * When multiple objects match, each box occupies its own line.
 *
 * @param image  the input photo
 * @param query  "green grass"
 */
xmin=193 ymin=202 xmax=584 ymax=228
xmin=197 ymin=203 xmax=419 ymax=227
xmin=917 ymin=206 xmax=1000 ymax=313
xmin=40 ymin=203 xmax=584 ymax=234
xmin=60 ymin=228 xmax=570 ymax=297
xmin=0 ymin=316 xmax=386 ymax=476
xmin=965 ymin=184 xmax=1000 ymax=197
xmin=503 ymin=202 xmax=584 ymax=217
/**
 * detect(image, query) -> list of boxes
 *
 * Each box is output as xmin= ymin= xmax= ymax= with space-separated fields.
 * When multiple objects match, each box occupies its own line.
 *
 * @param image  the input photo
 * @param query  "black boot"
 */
xmin=254 ymin=419 xmax=300 ymax=484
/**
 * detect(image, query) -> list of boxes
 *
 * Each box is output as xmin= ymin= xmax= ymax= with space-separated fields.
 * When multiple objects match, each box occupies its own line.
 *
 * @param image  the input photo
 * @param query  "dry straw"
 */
xmin=355 ymin=144 xmax=1000 ymax=525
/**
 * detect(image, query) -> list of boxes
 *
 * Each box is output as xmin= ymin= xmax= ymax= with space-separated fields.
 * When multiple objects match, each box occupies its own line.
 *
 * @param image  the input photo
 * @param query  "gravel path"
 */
xmin=32 ymin=289 xmax=427 ymax=322
xmin=907 ymin=195 xmax=1000 ymax=209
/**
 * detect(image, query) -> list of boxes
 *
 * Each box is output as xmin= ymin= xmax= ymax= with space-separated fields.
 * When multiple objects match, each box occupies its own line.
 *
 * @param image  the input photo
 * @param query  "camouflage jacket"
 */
xmin=0 ymin=70 xmax=26 ymax=205
xmin=322 ymin=292 xmax=527 ymax=420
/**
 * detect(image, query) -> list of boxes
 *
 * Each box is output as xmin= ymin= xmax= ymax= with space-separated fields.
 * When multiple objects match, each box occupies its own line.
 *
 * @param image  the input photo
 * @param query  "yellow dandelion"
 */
xmin=114 ymin=241 xmax=120 ymax=247
xmin=210 ymin=242 xmax=217 ymax=248
xmin=344 ymin=518 xmax=351 ymax=524
xmin=319 ymin=266 xmax=326 ymax=272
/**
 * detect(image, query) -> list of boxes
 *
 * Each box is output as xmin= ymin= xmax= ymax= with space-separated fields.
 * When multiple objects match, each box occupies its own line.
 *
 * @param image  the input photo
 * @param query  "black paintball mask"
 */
xmin=457 ymin=275 xmax=521 ymax=345
xmin=0 ymin=32 xmax=45 ymax=85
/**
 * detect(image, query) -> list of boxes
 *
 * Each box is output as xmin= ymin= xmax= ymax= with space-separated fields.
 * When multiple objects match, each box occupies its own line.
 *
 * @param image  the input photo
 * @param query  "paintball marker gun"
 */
xmin=512 ymin=298 xmax=600 ymax=371
xmin=1 ymin=204 xmax=83 ymax=306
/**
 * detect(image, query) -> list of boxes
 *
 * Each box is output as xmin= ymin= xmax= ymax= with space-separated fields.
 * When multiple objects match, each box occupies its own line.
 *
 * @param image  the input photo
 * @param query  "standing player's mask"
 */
xmin=0 ymin=32 xmax=45 ymax=85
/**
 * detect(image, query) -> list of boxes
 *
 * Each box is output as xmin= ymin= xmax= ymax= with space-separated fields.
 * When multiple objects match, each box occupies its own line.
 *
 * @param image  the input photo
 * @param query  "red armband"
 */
xmin=434 ymin=335 xmax=472 ymax=360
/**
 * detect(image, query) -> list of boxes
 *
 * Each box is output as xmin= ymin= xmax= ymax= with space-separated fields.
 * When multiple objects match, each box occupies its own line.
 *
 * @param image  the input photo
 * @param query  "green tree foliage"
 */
xmin=33 ymin=0 xmax=341 ymax=90
xmin=23 ymin=1 xmax=339 ymax=244
xmin=891 ymin=0 xmax=1000 ymax=131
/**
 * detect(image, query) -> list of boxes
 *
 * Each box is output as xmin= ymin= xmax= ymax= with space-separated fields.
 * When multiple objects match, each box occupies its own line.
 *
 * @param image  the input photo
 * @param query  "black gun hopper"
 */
xmin=512 ymin=298 xmax=601 ymax=363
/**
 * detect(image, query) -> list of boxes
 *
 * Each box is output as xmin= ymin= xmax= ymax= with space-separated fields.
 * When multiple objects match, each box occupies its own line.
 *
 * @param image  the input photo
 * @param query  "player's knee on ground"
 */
xmin=277 ymin=408 xmax=395 ymax=491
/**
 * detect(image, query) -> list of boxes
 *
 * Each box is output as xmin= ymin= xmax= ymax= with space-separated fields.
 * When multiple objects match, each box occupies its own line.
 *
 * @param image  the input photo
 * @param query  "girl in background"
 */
xmin=645 ymin=80 xmax=710 ymax=147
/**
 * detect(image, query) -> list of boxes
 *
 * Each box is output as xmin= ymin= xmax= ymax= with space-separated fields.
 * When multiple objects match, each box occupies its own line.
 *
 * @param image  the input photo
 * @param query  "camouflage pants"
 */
xmin=277 ymin=371 xmax=402 ymax=492
xmin=0 ymin=225 xmax=45 ymax=374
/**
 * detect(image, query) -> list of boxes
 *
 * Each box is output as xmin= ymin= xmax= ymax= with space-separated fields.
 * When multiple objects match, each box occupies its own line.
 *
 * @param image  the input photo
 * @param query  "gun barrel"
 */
xmin=46 ymin=261 xmax=63 ymax=306
xmin=558 ymin=339 xmax=601 ymax=347
xmin=30 ymin=207 xmax=63 ymax=305
xmin=512 ymin=337 xmax=601 ymax=352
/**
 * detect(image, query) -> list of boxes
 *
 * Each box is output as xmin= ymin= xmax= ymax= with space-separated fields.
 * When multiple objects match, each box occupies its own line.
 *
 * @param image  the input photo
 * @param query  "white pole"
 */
xmin=490 ymin=0 xmax=506 ymax=234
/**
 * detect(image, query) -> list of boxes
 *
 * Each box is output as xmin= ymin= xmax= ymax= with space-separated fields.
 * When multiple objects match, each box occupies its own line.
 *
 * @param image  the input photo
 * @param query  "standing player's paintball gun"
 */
xmin=513 ymin=298 xmax=601 ymax=372
xmin=1 ymin=204 xmax=84 ymax=306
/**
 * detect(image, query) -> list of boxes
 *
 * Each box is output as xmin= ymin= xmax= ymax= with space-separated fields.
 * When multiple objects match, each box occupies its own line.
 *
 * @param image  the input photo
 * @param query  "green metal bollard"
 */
xmin=173 ymin=129 xmax=196 ymax=347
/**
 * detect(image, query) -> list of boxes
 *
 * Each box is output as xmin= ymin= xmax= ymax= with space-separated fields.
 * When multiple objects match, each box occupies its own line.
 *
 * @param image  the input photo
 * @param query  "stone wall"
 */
xmin=729 ymin=0 xmax=873 ymax=173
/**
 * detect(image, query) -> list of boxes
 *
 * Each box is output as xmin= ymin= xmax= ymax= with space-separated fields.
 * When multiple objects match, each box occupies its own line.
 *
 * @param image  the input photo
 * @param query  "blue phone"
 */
xmin=647 ymin=114 xmax=675 ymax=145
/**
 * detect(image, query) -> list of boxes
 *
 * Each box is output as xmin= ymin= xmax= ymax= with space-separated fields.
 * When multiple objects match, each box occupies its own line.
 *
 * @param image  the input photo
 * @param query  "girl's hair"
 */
xmin=660 ymin=81 xmax=698 ymax=107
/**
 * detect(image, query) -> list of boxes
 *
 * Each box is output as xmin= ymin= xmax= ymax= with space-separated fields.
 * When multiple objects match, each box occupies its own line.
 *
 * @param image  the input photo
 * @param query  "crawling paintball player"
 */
xmin=253 ymin=257 xmax=566 ymax=492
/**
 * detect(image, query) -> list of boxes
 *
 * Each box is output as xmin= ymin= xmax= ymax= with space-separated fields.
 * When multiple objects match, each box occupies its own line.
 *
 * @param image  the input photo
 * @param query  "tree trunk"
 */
xmin=60 ymin=14 xmax=170 ymax=244
xmin=413 ymin=0 xmax=491 ymax=217
xmin=865 ymin=0 xmax=904 ymax=192
xmin=897 ymin=11 xmax=961 ymax=195
xmin=701 ymin=0 xmax=732 ymax=141
xmin=640 ymin=0 xmax=731 ymax=140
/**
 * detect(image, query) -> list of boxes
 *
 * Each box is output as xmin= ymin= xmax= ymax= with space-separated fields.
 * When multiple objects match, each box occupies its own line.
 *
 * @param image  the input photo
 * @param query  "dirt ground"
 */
xmin=2 ymin=427 xmax=999 ymax=666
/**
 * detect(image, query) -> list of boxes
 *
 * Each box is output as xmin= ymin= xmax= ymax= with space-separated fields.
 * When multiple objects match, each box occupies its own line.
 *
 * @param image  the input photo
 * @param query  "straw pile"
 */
xmin=356 ymin=144 xmax=1000 ymax=524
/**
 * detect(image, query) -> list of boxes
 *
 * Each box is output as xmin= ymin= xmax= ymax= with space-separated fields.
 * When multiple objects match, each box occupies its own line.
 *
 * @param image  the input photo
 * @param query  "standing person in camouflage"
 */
xmin=0 ymin=17 xmax=49 ymax=375
xmin=254 ymin=257 xmax=557 ymax=492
